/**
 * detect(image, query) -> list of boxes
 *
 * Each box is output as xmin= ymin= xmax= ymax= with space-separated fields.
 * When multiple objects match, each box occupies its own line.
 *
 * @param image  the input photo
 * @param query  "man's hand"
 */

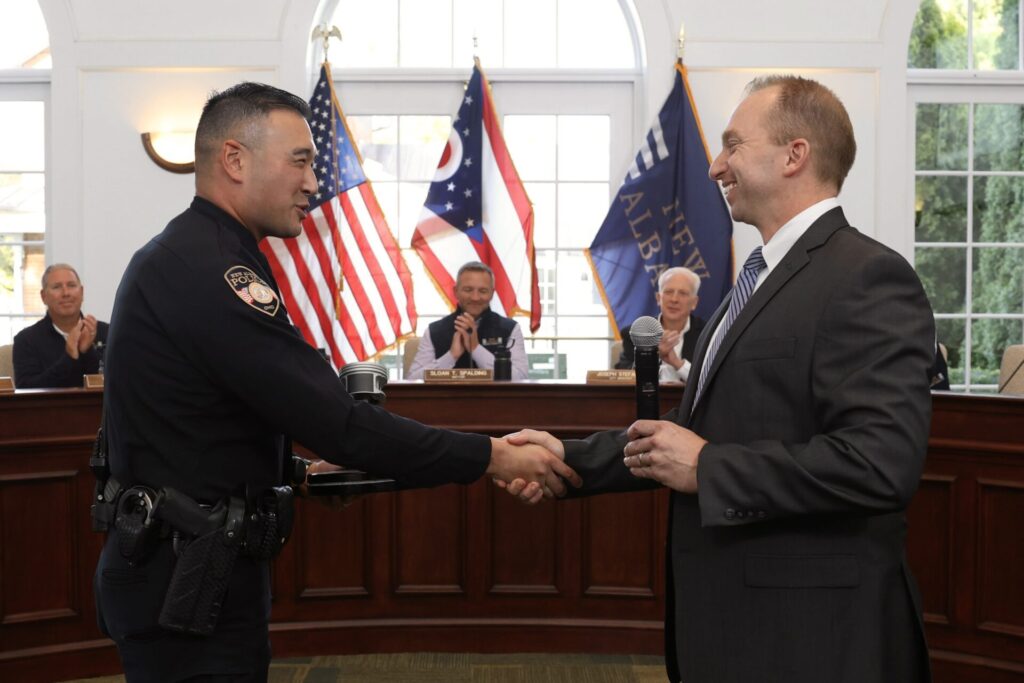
xmin=621 ymin=420 xmax=707 ymax=493
xmin=658 ymin=330 xmax=683 ymax=369
xmin=450 ymin=327 xmax=466 ymax=358
xmin=454 ymin=312 xmax=480 ymax=352
xmin=299 ymin=459 xmax=362 ymax=509
xmin=494 ymin=430 xmax=567 ymax=503
xmin=78 ymin=315 xmax=98 ymax=354
xmin=65 ymin=320 xmax=83 ymax=360
xmin=487 ymin=435 xmax=581 ymax=504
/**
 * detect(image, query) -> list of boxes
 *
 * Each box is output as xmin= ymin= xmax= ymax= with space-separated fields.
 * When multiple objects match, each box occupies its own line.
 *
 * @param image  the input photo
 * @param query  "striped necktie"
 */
xmin=692 ymin=246 xmax=767 ymax=410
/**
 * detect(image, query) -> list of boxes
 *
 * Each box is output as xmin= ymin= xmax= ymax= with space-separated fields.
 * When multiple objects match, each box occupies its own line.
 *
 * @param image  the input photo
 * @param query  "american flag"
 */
xmin=411 ymin=60 xmax=540 ymax=332
xmin=260 ymin=64 xmax=416 ymax=366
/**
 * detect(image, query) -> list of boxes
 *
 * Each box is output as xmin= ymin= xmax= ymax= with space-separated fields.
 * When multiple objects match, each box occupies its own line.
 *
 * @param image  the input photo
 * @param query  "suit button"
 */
xmin=725 ymin=508 xmax=736 ymax=520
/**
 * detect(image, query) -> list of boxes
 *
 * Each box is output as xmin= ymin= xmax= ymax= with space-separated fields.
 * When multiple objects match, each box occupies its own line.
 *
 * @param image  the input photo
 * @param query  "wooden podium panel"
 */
xmin=1 ymin=386 xmax=1022 ymax=682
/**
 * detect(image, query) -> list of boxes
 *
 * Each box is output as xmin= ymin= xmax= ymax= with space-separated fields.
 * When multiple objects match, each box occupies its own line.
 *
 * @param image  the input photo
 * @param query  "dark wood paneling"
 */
xmin=1 ymin=387 xmax=1023 ymax=683
xmin=977 ymin=479 xmax=1024 ymax=639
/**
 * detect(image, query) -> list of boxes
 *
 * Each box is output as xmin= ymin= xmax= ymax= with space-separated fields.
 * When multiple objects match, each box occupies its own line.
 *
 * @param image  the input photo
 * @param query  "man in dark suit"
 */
xmin=615 ymin=266 xmax=705 ymax=383
xmin=13 ymin=263 xmax=109 ymax=387
xmin=504 ymin=75 xmax=934 ymax=682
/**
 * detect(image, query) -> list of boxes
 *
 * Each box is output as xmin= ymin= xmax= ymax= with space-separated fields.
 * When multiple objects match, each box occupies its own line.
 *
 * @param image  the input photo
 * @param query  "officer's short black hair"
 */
xmin=195 ymin=82 xmax=312 ymax=170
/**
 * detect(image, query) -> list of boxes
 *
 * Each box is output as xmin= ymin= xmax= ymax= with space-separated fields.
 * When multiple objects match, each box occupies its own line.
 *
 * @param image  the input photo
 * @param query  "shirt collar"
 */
xmin=190 ymin=196 xmax=261 ymax=254
xmin=761 ymin=197 xmax=840 ymax=274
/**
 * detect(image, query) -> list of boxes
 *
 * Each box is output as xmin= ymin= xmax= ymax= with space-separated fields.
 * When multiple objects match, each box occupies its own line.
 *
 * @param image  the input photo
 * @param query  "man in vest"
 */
xmin=408 ymin=261 xmax=528 ymax=379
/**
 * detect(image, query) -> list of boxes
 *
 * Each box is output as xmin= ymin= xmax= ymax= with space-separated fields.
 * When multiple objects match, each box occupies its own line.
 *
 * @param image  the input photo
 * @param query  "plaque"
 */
xmin=586 ymin=369 xmax=636 ymax=384
xmin=424 ymin=368 xmax=494 ymax=382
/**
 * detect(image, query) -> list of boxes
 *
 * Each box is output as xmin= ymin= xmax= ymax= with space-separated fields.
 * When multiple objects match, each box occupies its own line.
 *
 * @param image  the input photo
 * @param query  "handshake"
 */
xmin=486 ymin=429 xmax=580 ymax=504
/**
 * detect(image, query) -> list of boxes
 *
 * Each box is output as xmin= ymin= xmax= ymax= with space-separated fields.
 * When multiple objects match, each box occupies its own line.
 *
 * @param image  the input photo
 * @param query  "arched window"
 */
xmin=321 ymin=0 xmax=641 ymax=379
xmin=909 ymin=0 xmax=1024 ymax=392
xmin=0 ymin=0 xmax=49 ymax=344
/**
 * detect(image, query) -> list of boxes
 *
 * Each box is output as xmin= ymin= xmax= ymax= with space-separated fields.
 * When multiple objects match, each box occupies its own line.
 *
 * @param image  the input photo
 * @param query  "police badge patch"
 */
xmin=224 ymin=265 xmax=280 ymax=317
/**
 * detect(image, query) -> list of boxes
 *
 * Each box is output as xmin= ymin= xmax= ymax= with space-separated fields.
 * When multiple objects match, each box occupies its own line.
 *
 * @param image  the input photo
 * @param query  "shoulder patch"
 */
xmin=224 ymin=265 xmax=280 ymax=317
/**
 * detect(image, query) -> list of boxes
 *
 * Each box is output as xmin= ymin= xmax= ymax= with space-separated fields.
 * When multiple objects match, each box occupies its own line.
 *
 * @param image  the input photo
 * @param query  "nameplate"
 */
xmin=0 ymin=377 xmax=13 ymax=393
xmin=586 ymin=369 xmax=636 ymax=384
xmin=424 ymin=368 xmax=493 ymax=382
xmin=83 ymin=374 xmax=105 ymax=390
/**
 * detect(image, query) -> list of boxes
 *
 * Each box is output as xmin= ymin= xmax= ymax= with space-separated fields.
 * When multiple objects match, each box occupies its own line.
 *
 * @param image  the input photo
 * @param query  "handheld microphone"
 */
xmin=630 ymin=316 xmax=663 ymax=419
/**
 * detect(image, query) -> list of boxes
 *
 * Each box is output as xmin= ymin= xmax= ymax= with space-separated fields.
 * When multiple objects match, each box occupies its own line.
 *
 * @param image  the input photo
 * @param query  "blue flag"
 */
xmin=587 ymin=63 xmax=733 ymax=336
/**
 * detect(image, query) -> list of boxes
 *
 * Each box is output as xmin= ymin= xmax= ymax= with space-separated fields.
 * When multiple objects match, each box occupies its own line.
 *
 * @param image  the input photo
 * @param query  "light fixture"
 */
xmin=141 ymin=131 xmax=196 ymax=174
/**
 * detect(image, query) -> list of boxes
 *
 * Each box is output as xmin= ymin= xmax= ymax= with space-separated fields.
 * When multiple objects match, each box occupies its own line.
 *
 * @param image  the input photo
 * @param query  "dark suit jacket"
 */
xmin=615 ymin=315 xmax=706 ymax=370
xmin=13 ymin=314 xmax=110 ymax=388
xmin=565 ymin=208 xmax=934 ymax=683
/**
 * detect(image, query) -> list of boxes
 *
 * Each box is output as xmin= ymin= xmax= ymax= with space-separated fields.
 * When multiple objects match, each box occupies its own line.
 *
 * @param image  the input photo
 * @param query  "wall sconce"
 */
xmin=141 ymin=131 xmax=196 ymax=174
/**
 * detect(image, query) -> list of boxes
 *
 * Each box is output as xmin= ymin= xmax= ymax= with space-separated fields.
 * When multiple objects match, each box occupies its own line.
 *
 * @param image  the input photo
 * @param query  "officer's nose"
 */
xmin=302 ymin=165 xmax=317 ymax=196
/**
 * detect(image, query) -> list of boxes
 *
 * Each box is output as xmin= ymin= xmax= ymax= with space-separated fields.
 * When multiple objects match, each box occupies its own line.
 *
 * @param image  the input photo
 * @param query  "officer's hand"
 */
xmin=297 ymin=460 xmax=363 ymax=509
xmin=494 ymin=429 xmax=568 ymax=503
xmin=65 ymin=320 xmax=83 ymax=360
xmin=486 ymin=436 xmax=581 ymax=504
xmin=78 ymin=315 xmax=98 ymax=354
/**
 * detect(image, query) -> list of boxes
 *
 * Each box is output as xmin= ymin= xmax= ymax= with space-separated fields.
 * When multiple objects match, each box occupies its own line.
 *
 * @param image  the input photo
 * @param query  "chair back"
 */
xmin=998 ymin=344 xmax=1024 ymax=394
xmin=0 ymin=344 xmax=12 ymax=380
xmin=609 ymin=341 xmax=623 ymax=369
xmin=403 ymin=338 xmax=420 ymax=377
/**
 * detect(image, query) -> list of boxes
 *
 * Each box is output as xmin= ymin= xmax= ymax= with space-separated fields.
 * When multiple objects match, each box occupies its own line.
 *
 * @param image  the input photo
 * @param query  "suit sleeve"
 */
xmin=696 ymin=250 xmax=934 ymax=526
xmin=13 ymin=332 xmax=98 ymax=388
xmin=563 ymin=429 xmax=661 ymax=497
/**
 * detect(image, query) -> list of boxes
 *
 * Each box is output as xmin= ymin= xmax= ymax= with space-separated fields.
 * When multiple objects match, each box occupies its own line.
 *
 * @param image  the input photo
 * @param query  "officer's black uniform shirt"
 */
xmin=105 ymin=196 xmax=490 ymax=502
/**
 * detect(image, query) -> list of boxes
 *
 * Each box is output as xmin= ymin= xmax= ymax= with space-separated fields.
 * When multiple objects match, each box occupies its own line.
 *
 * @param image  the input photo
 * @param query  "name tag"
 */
xmin=83 ymin=374 xmax=105 ymax=390
xmin=424 ymin=368 xmax=494 ymax=382
xmin=586 ymin=369 xmax=635 ymax=384
xmin=0 ymin=377 xmax=13 ymax=393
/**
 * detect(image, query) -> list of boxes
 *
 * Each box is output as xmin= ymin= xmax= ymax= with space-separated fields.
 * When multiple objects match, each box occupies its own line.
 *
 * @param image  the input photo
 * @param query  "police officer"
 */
xmin=95 ymin=82 xmax=580 ymax=682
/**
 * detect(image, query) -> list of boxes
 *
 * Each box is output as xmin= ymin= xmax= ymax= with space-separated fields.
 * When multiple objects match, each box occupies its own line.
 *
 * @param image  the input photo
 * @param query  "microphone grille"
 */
xmin=629 ymin=316 xmax=663 ymax=348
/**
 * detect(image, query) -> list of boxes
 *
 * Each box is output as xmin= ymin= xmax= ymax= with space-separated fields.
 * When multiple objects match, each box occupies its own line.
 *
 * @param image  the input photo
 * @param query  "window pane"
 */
xmin=453 ymin=0 xmax=503 ymax=68
xmin=349 ymin=116 xmax=399 ymax=182
xmin=936 ymin=318 xmax=965 ymax=385
xmin=504 ymin=0 xmax=556 ymax=67
xmin=503 ymin=116 xmax=556 ymax=181
xmin=400 ymin=0 xmax=453 ymax=68
xmin=0 ymin=236 xmax=44 ymax=315
xmin=556 ymin=250 xmax=606 ymax=316
xmin=525 ymin=182 xmax=556 ymax=248
xmin=907 ymin=0 xmax=968 ymax=69
xmin=558 ymin=183 xmax=609 ymax=248
xmin=973 ymin=176 xmax=1024 ymax=242
xmin=399 ymin=116 xmax=451 ymax=181
xmin=398 ymin=182 xmax=430 ymax=244
xmin=915 ymin=176 xmax=967 ymax=242
xmin=0 ymin=102 xmax=45 ymax=171
xmin=404 ymin=248 xmax=449 ymax=318
xmin=973 ymin=0 xmax=1020 ymax=70
xmin=559 ymin=338 xmax=610 ymax=381
xmin=331 ymin=0 xmax=399 ymax=68
xmin=558 ymin=315 xmax=613 ymax=337
xmin=558 ymin=116 xmax=610 ymax=181
xmin=973 ymin=247 xmax=1024 ymax=314
xmin=974 ymin=104 xmax=1024 ymax=171
xmin=916 ymin=247 xmax=967 ymax=313
xmin=915 ymin=103 xmax=967 ymax=171
xmin=536 ymin=249 xmax=556 ymax=316
xmin=557 ymin=0 xmax=634 ymax=68
xmin=971 ymin=317 xmax=1023 ymax=385
xmin=0 ymin=173 xmax=45 ymax=234
xmin=0 ymin=0 xmax=49 ymax=68
xmin=371 ymin=181 xmax=399 ymax=239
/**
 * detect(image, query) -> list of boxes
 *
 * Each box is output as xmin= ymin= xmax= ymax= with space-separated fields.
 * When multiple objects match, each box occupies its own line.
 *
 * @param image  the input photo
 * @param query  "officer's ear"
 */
xmin=221 ymin=139 xmax=247 ymax=183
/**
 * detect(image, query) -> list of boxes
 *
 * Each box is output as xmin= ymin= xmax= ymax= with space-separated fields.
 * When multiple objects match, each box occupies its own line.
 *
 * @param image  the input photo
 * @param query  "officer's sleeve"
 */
xmin=155 ymin=257 xmax=490 ymax=488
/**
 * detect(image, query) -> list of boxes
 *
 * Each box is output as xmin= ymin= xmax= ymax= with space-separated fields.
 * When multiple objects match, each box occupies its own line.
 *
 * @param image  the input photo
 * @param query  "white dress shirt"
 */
xmin=407 ymin=321 xmax=528 ymax=380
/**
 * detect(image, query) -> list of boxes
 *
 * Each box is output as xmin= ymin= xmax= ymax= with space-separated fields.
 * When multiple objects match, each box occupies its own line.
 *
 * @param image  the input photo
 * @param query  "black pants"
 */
xmin=95 ymin=533 xmax=272 ymax=682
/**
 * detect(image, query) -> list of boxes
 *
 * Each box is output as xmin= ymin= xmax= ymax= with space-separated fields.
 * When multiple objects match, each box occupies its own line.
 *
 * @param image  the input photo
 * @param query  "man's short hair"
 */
xmin=456 ymin=261 xmax=495 ymax=286
xmin=194 ymin=82 xmax=312 ymax=171
xmin=658 ymin=267 xmax=700 ymax=295
xmin=745 ymin=75 xmax=856 ymax=192
xmin=41 ymin=263 xmax=81 ymax=289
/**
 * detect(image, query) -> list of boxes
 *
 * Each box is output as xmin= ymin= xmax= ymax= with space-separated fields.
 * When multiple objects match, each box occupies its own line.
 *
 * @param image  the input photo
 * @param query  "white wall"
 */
xmin=34 ymin=0 xmax=921 ymax=319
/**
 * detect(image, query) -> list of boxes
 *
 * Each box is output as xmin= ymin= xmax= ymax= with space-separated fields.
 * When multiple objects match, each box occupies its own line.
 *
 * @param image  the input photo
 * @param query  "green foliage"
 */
xmin=909 ymin=0 xmax=968 ymax=69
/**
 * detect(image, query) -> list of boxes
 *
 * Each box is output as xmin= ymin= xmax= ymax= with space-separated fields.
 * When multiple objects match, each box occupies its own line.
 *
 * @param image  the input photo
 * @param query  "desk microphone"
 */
xmin=630 ymin=316 xmax=663 ymax=419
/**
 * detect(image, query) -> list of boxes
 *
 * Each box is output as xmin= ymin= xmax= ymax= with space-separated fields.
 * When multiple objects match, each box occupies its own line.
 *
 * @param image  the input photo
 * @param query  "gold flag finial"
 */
xmin=311 ymin=24 xmax=342 ymax=63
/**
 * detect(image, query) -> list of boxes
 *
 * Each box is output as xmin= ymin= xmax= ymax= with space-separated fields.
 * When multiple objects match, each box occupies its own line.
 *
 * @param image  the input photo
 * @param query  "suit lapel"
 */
xmin=685 ymin=207 xmax=850 ymax=421
xmin=680 ymin=293 xmax=731 ymax=421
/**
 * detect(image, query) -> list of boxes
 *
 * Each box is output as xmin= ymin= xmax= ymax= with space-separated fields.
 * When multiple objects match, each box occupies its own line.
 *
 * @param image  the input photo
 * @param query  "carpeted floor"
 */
xmin=64 ymin=652 xmax=668 ymax=682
